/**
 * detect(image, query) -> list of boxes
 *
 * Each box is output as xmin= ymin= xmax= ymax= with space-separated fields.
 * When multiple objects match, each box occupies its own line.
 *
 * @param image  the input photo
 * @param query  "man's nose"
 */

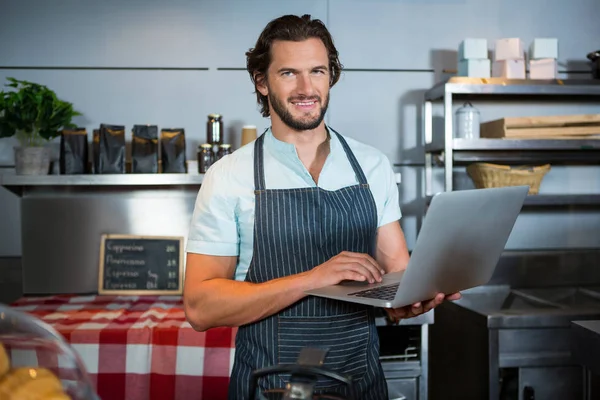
xmin=296 ymin=73 xmax=315 ymax=96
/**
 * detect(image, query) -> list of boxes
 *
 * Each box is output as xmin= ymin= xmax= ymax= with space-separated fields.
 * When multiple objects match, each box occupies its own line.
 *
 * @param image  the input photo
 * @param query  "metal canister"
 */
xmin=207 ymin=114 xmax=223 ymax=145
xmin=217 ymin=144 xmax=232 ymax=160
xmin=197 ymin=143 xmax=214 ymax=173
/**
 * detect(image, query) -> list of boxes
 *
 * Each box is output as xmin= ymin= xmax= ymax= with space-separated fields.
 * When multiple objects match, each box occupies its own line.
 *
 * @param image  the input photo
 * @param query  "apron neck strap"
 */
xmin=253 ymin=127 xmax=369 ymax=191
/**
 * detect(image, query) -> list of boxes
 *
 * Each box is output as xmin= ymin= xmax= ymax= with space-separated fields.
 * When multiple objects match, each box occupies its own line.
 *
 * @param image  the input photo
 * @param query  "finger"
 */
xmin=341 ymin=252 xmax=385 ymax=275
xmin=447 ymin=292 xmax=462 ymax=301
xmin=338 ymin=265 xmax=381 ymax=283
xmin=426 ymin=294 xmax=445 ymax=310
xmin=389 ymin=308 xmax=409 ymax=321
xmin=341 ymin=260 xmax=383 ymax=283
xmin=411 ymin=303 xmax=424 ymax=316
xmin=423 ymin=298 xmax=439 ymax=313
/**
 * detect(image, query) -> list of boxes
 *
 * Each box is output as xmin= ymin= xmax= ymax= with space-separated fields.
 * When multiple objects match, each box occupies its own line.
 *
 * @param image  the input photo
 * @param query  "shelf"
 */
xmin=425 ymin=138 xmax=600 ymax=165
xmin=523 ymin=194 xmax=600 ymax=206
xmin=425 ymin=77 xmax=600 ymax=101
xmin=0 ymin=173 xmax=205 ymax=195
xmin=426 ymin=138 xmax=600 ymax=153
xmin=426 ymin=194 xmax=600 ymax=207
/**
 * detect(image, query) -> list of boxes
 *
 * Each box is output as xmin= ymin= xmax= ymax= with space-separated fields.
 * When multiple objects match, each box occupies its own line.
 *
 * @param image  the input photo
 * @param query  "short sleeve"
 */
xmin=377 ymin=157 xmax=402 ymax=228
xmin=186 ymin=162 xmax=239 ymax=256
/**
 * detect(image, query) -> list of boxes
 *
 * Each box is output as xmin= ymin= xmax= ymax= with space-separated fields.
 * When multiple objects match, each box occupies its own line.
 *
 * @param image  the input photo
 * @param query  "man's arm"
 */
xmin=183 ymin=253 xmax=312 ymax=331
xmin=183 ymin=251 xmax=385 ymax=332
xmin=375 ymin=220 xmax=410 ymax=273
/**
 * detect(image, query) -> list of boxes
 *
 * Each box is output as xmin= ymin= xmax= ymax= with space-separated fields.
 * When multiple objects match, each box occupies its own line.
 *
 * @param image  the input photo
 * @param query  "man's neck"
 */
xmin=270 ymin=117 xmax=328 ymax=148
xmin=270 ymin=117 xmax=330 ymax=184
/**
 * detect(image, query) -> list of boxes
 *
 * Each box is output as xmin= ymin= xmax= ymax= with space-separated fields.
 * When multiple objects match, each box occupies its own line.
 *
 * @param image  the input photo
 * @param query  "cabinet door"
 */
xmin=387 ymin=377 xmax=417 ymax=400
xmin=518 ymin=366 xmax=583 ymax=400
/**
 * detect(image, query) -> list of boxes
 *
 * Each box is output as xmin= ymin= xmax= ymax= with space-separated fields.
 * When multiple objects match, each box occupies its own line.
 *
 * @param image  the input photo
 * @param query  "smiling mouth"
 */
xmin=291 ymin=99 xmax=319 ymax=109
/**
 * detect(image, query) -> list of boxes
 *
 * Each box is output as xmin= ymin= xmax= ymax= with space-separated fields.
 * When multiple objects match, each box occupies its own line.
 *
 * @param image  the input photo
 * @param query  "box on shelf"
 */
xmin=459 ymin=38 xmax=488 ymax=60
xmin=458 ymin=59 xmax=491 ymax=78
xmin=529 ymin=58 xmax=558 ymax=79
xmin=530 ymin=38 xmax=558 ymax=60
xmin=492 ymin=59 xmax=526 ymax=79
xmin=480 ymin=114 xmax=600 ymax=139
xmin=495 ymin=38 xmax=525 ymax=61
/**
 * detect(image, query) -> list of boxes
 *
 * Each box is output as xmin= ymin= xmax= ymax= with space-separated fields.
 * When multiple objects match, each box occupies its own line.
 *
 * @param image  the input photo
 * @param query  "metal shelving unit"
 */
xmin=423 ymin=77 xmax=600 ymax=199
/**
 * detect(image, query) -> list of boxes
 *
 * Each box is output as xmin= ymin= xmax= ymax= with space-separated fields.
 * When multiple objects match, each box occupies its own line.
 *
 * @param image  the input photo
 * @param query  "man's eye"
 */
xmin=281 ymin=71 xmax=294 ymax=77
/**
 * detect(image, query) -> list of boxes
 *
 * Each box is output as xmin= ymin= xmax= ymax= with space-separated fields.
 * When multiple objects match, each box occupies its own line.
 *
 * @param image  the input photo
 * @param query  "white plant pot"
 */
xmin=14 ymin=146 xmax=51 ymax=175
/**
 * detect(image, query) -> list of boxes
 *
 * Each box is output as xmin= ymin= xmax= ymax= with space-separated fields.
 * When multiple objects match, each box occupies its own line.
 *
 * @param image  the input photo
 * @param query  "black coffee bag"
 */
xmin=60 ymin=128 xmax=88 ymax=174
xmin=132 ymin=125 xmax=158 ymax=173
xmin=92 ymin=129 xmax=100 ymax=174
xmin=160 ymin=128 xmax=186 ymax=173
xmin=97 ymin=124 xmax=126 ymax=174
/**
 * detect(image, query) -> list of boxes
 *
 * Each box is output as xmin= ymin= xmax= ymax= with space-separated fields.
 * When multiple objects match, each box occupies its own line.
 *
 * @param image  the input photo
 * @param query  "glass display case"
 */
xmin=0 ymin=304 xmax=98 ymax=399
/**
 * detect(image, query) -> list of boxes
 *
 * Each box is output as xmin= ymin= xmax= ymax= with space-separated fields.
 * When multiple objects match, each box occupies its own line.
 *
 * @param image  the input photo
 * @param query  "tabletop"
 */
xmin=8 ymin=294 xmax=237 ymax=400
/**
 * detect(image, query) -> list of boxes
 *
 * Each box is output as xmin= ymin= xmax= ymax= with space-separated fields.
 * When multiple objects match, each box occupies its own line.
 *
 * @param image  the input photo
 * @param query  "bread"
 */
xmin=0 ymin=344 xmax=9 ymax=379
xmin=0 ymin=367 xmax=65 ymax=400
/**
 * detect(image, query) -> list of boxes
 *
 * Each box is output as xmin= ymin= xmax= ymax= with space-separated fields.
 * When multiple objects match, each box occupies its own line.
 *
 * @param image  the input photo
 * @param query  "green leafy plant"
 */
xmin=0 ymin=77 xmax=81 ymax=147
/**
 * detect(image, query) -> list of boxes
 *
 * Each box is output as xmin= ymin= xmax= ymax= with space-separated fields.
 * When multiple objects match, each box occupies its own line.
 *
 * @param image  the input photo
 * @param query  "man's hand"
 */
xmin=384 ymin=292 xmax=462 ymax=323
xmin=305 ymin=251 xmax=385 ymax=288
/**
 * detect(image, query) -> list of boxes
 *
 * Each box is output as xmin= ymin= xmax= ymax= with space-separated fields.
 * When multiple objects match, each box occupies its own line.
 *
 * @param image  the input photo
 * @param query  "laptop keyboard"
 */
xmin=348 ymin=283 xmax=399 ymax=301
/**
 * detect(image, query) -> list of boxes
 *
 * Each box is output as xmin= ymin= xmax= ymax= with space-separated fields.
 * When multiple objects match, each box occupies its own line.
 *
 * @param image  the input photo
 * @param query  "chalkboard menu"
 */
xmin=98 ymin=234 xmax=184 ymax=295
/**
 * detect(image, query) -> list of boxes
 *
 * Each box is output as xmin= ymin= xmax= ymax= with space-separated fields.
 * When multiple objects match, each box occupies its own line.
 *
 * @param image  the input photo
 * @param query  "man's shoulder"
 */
xmin=332 ymin=130 xmax=391 ymax=169
xmin=203 ymin=141 xmax=255 ymax=191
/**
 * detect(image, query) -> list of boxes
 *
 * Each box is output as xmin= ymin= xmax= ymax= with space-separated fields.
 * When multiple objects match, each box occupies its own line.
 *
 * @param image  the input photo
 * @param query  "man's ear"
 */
xmin=255 ymin=73 xmax=268 ymax=97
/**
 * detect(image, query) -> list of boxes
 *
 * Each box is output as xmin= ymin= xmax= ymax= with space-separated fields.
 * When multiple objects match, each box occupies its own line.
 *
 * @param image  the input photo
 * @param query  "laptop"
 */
xmin=305 ymin=185 xmax=529 ymax=308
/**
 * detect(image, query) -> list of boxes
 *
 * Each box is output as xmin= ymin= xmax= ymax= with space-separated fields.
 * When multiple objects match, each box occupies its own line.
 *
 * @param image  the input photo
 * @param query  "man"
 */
xmin=184 ymin=14 xmax=460 ymax=399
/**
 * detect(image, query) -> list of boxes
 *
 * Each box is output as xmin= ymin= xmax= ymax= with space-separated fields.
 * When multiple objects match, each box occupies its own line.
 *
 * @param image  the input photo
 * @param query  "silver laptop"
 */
xmin=305 ymin=185 xmax=529 ymax=308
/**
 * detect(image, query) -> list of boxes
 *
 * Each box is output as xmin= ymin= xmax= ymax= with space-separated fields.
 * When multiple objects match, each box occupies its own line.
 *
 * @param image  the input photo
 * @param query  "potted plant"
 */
xmin=0 ymin=77 xmax=82 ymax=175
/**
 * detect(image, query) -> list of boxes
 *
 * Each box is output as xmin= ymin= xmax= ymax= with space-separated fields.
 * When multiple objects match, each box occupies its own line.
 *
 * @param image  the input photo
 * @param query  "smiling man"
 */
xmin=183 ymin=14 xmax=459 ymax=399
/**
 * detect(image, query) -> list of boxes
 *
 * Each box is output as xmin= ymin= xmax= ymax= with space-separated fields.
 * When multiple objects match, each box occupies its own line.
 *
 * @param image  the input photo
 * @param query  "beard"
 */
xmin=268 ymin=90 xmax=329 ymax=131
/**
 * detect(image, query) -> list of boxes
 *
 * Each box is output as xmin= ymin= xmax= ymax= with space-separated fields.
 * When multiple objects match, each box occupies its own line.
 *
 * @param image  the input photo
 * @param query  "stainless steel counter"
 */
xmin=572 ymin=320 xmax=600 ymax=375
xmin=450 ymin=285 xmax=600 ymax=329
xmin=572 ymin=320 xmax=600 ymax=399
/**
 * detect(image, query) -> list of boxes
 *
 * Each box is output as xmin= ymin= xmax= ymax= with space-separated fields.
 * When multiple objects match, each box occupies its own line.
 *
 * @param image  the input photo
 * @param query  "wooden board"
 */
xmin=98 ymin=234 xmax=184 ymax=295
xmin=481 ymin=114 xmax=600 ymax=139
xmin=502 ymin=114 xmax=600 ymax=128
xmin=504 ymin=126 xmax=600 ymax=137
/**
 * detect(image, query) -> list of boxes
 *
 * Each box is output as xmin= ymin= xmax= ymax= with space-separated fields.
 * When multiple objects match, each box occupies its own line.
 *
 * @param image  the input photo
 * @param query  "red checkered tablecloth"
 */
xmin=8 ymin=294 xmax=237 ymax=400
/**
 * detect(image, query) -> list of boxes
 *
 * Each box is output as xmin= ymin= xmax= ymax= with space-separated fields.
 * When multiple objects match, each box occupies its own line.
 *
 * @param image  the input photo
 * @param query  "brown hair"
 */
xmin=246 ymin=14 xmax=343 ymax=117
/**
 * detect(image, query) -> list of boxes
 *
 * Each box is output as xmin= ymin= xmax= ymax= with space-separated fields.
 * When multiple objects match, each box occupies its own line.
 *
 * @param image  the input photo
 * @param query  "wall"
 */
xmin=1 ymin=0 xmax=599 ymax=278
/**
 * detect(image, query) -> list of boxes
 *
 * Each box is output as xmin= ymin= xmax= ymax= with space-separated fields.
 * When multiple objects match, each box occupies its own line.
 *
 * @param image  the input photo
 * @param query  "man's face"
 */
xmin=258 ymin=38 xmax=331 ymax=131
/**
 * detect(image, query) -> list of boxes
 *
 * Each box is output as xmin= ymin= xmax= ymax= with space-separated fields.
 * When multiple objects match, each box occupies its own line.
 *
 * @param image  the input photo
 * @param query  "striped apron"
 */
xmin=229 ymin=129 xmax=388 ymax=399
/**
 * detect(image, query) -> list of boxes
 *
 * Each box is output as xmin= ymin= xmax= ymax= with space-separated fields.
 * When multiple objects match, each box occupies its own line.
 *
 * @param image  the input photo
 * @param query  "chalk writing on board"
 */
xmin=98 ymin=234 xmax=184 ymax=295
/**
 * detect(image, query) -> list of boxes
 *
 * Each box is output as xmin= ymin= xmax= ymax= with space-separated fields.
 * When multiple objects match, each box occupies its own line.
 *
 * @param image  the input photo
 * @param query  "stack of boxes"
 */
xmin=492 ymin=38 xmax=526 ymax=79
xmin=457 ymin=39 xmax=490 ymax=78
xmin=529 ymin=38 xmax=559 ymax=79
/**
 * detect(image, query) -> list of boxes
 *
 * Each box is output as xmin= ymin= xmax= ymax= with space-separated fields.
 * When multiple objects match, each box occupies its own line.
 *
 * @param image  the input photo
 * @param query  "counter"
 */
xmin=572 ymin=320 xmax=600 ymax=375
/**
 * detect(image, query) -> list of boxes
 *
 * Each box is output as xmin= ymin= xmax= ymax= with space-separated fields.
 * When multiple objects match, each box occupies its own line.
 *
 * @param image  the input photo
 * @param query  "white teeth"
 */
xmin=295 ymin=102 xmax=315 ymax=106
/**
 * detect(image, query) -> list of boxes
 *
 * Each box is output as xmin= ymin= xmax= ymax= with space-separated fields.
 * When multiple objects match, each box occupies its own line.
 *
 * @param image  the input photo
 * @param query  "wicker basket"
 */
xmin=466 ymin=163 xmax=551 ymax=195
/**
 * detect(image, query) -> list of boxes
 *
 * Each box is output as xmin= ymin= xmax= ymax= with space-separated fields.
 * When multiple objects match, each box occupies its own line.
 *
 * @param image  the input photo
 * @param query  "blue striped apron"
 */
xmin=229 ymin=129 xmax=388 ymax=399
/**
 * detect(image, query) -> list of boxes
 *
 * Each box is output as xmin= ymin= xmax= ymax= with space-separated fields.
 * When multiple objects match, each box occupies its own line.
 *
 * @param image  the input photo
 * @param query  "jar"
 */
xmin=217 ymin=144 xmax=232 ymax=160
xmin=206 ymin=114 xmax=223 ymax=145
xmin=197 ymin=143 xmax=214 ymax=173
xmin=241 ymin=125 xmax=257 ymax=147
xmin=455 ymin=102 xmax=480 ymax=139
